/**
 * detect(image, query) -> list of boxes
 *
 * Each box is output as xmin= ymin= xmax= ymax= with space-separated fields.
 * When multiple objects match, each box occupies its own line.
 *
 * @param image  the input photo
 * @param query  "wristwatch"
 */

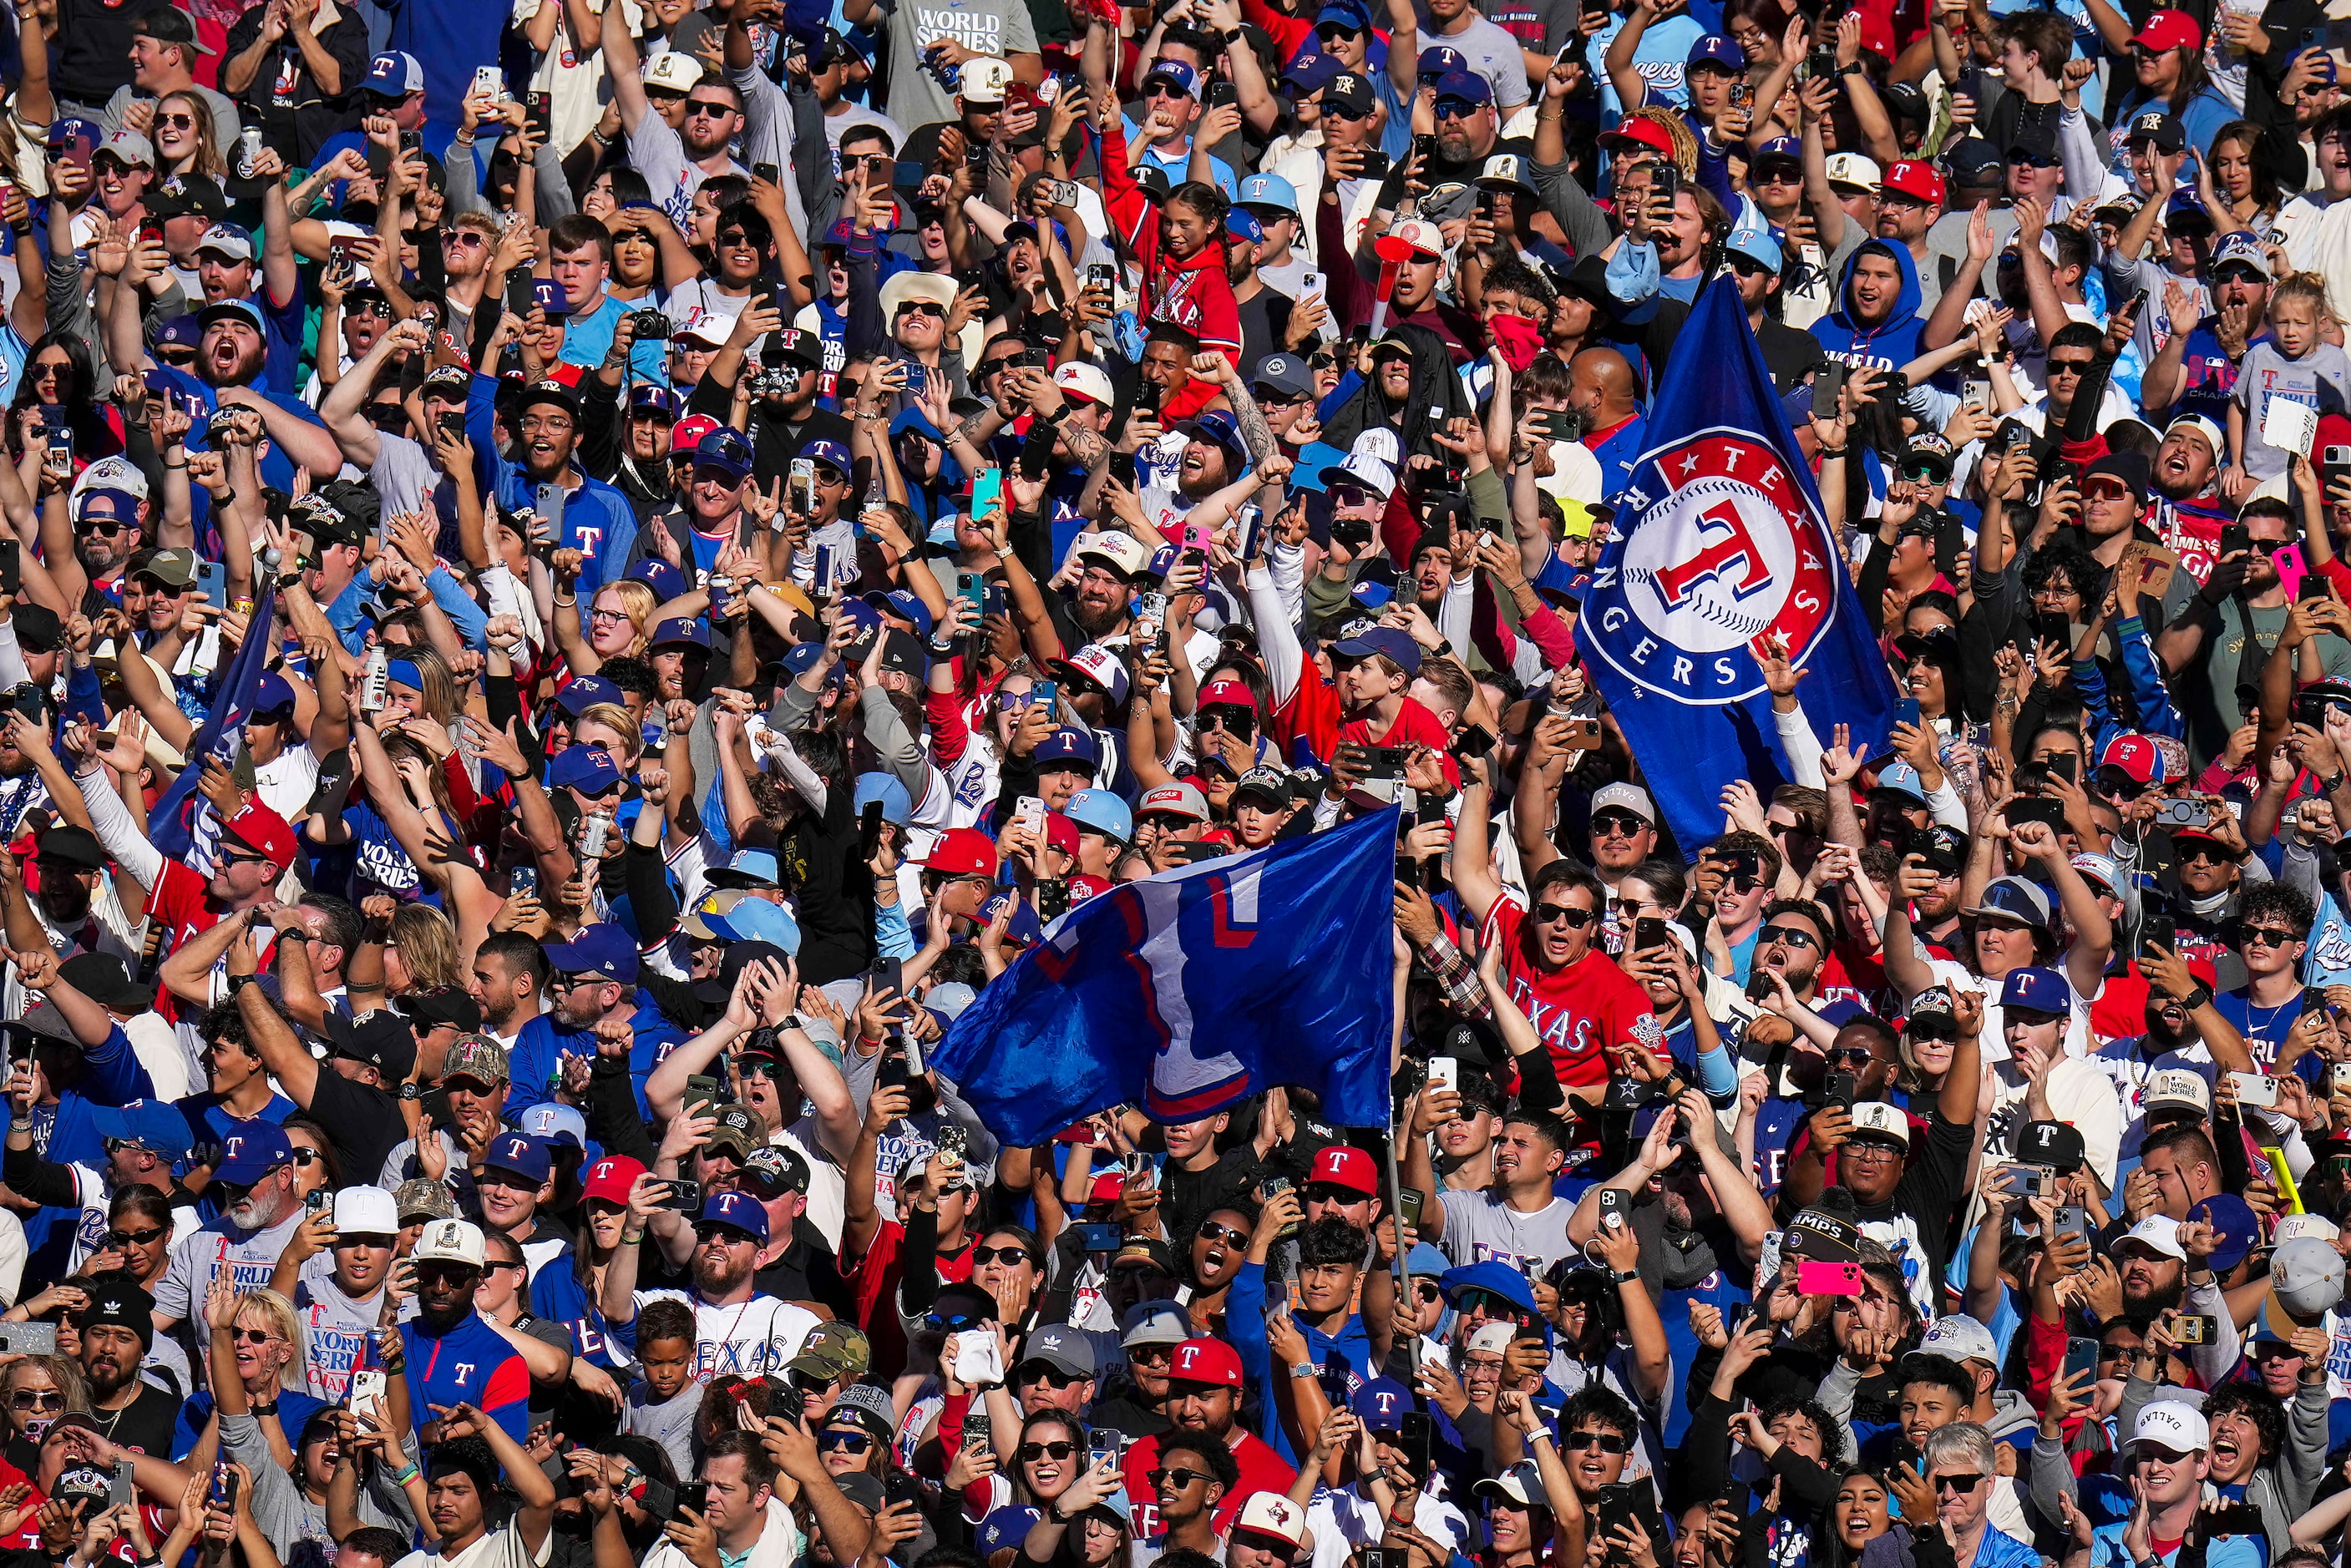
xmin=1611 ymin=1268 xmax=1640 ymax=1285
xmin=2180 ymin=983 xmax=2214 ymax=1010
xmin=398 ymin=1083 xmax=421 ymax=1101
xmin=225 ymin=974 xmax=255 ymax=995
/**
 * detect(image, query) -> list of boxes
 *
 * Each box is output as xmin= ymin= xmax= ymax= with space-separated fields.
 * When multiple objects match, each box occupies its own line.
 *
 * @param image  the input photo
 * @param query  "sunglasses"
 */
xmin=442 ymin=231 xmax=487 ymax=250
xmin=896 ymin=301 xmax=945 ymax=318
xmin=1533 ymin=903 xmax=1595 ymax=928
xmin=1756 ymin=923 xmax=1820 ymax=949
xmin=1433 ymin=99 xmax=1482 ymax=119
xmin=230 ymin=1327 xmax=278 ymax=1345
xmin=1019 ymin=1441 xmax=1077 ymax=1461
xmin=1303 ymin=1183 xmax=1366 ymax=1206
xmin=1933 ymin=1474 xmax=1985 ymax=1494
xmin=970 ymin=1244 xmax=1034 ymax=1267
xmin=78 ymin=518 xmax=129 ymax=538
xmin=106 ymin=1227 xmax=166 ymax=1247
xmin=1590 ymin=812 xmax=1647 ymax=838
xmin=684 ymin=99 xmax=737 ymax=118
xmin=818 ymin=1430 xmax=871 ymax=1452
xmin=1562 ymin=1429 xmax=1633 ymax=1454
xmin=1198 ymin=1220 xmax=1250 ymax=1246
xmin=11 ymin=1392 xmax=61 ymax=1412
xmin=158 ymin=113 xmax=197 ymax=130
xmin=2242 ymin=926 xmax=2301 ymax=948
xmin=1148 ymin=1468 xmax=1210 ymax=1490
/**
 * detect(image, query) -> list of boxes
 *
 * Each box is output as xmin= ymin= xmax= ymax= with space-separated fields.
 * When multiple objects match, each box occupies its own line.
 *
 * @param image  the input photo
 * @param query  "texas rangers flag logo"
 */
xmin=1585 ymin=428 xmax=1841 ymax=704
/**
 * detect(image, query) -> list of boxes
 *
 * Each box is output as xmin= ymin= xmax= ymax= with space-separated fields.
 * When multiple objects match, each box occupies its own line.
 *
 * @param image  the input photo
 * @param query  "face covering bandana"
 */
xmin=1489 ymin=312 xmax=1545 ymax=373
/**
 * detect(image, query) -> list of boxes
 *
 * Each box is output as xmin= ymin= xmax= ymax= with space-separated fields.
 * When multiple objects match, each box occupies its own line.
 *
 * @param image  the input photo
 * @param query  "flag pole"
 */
xmin=1384 ymin=1122 xmax=1419 ymax=1384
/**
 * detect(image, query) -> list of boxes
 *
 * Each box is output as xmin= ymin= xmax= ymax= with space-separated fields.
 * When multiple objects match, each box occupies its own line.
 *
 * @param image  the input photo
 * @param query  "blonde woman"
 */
xmin=555 ymin=579 xmax=657 ymax=675
xmin=193 ymin=1272 xmax=307 ymax=1476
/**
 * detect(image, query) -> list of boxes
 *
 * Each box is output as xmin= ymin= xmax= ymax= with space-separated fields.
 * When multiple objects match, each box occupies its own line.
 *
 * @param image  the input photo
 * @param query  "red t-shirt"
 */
xmin=144 ymin=859 xmax=278 ymax=1022
xmin=1122 ymin=1428 xmax=1294 ymax=1540
xmin=2090 ymin=963 xmax=2154 ymax=1047
xmin=1482 ymin=900 xmax=1659 ymax=1088
xmin=1338 ymin=696 xmax=1462 ymax=790
xmin=845 ymin=1221 xmax=973 ymax=1389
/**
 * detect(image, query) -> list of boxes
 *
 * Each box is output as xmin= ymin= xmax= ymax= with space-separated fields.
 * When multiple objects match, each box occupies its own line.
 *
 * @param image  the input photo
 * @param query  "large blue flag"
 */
xmin=149 ymin=590 xmax=278 ymax=862
xmin=930 ymin=807 xmax=1400 ymax=1142
xmin=1580 ymin=276 xmax=1899 ymax=855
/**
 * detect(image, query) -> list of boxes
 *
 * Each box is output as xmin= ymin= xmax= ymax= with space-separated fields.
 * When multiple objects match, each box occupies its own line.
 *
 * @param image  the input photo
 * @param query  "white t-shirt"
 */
xmin=630 ymin=1289 xmax=818 ymax=1383
xmin=393 ymin=1519 xmax=554 ymax=1568
xmin=292 ymin=1252 xmax=385 ymax=1403
xmin=154 ymin=1210 xmax=307 ymax=1323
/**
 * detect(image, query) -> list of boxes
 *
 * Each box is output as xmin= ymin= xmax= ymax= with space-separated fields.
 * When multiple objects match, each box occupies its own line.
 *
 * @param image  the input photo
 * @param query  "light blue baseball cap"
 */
xmin=854 ymin=771 xmax=913 ymax=827
xmin=1237 ymin=172 xmax=1300 ymax=217
xmin=1065 ymin=788 xmax=1132 ymax=844
xmin=1725 ymin=224 xmax=1782 ymax=274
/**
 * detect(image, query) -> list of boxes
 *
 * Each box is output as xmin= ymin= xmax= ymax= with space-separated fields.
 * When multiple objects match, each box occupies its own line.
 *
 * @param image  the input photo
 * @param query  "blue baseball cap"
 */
xmin=628 ymin=383 xmax=681 ymax=417
xmin=1686 ymin=34 xmax=1746 ymax=70
xmin=1872 ymin=760 xmax=1927 ymax=802
xmin=483 ymin=1131 xmax=554 ymax=1185
xmin=1752 ymin=135 xmax=1802 ymax=169
xmin=1964 ymin=874 xmax=2053 ymax=929
xmin=364 ymin=51 xmax=423 ymax=95
xmin=1351 ymin=1378 xmax=1414 ymax=1430
xmin=1279 ymin=49 xmax=1343 ymax=93
xmin=1289 ymin=441 xmax=1351 ymax=493
xmin=702 ymin=1190 xmax=770 ymax=1242
xmin=1143 ymin=58 xmax=1200 ymax=97
xmin=802 ymin=438 xmax=852 ymax=476
xmin=215 ymin=1120 xmax=294 ymax=1186
xmin=555 ymin=674 xmax=625 ymax=718
xmin=543 ymin=922 xmax=640 ymax=983
xmin=626 ymin=559 xmax=684 ymax=601
xmin=1999 ymin=965 xmax=2070 ymax=1019
xmin=1237 ymin=171 xmax=1300 ymax=216
xmin=1438 ymin=1261 xmax=1537 ymax=1314
xmin=854 ymin=771 xmax=914 ymax=826
xmin=868 ymin=587 xmax=935 ymax=637
xmin=696 ymin=425 xmax=756 ymax=482
xmin=550 ymin=745 xmax=623 ymax=794
xmin=1725 ymin=224 xmax=1782 ymax=273
xmin=517 ymin=1102 xmax=589 ymax=1151
xmin=707 ymin=847 xmax=783 ymax=889
xmin=196 ymin=296 xmax=263 ymax=335
xmin=1227 ymin=208 xmax=1264 ymax=246
xmin=2187 ymin=1194 xmax=2260 ymax=1272
xmin=1183 ymin=408 xmax=1249 ymax=464
xmin=156 ymin=315 xmax=201 ymax=352
xmin=1430 ymin=69 xmax=1492 ymax=108
xmin=90 ymin=1100 xmax=193 ymax=1162
xmin=1418 ymin=44 xmax=1469 ymax=76
xmin=252 ymin=671 xmax=299 ymax=715
xmin=716 ymin=898 xmax=800 ymax=953
xmin=781 ymin=641 xmax=849 ymax=688
xmin=1065 ymin=787 xmax=1132 ymax=843
xmin=1035 ymin=726 xmax=1101 ymax=769
xmin=1331 ymin=625 xmax=1422 ymax=676
xmin=1315 ymin=0 xmax=1371 ymax=28
xmin=651 ymin=616 xmax=710 ymax=650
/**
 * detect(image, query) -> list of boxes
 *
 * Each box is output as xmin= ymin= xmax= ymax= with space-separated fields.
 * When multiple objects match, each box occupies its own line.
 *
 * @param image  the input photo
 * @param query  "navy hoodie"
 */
xmin=1811 ymin=240 xmax=1925 ymax=375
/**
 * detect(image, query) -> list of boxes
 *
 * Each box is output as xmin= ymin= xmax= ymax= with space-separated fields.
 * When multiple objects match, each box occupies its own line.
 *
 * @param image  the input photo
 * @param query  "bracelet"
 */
xmin=620 ymin=1230 xmax=644 ymax=1244
xmin=390 ymin=1463 xmax=419 ymax=1486
xmin=1818 ymin=444 xmax=1847 ymax=457
xmin=1287 ymin=1361 xmax=1319 ymax=1379
xmin=251 ymin=1399 xmax=279 ymax=1415
xmin=1612 ymin=1268 xmax=1640 ymax=1284
xmin=163 ymin=459 xmax=186 ymax=469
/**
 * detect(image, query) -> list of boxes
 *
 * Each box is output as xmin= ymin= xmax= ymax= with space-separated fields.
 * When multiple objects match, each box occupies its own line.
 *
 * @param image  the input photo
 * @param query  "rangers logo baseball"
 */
xmin=1587 ymin=428 xmax=1841 ymax=703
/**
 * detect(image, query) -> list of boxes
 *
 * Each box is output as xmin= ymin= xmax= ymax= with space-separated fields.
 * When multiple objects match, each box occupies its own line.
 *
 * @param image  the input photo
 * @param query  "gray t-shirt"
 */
xmin=2232 ymin=338 xmax=2351 ymax=478
xmin=620 ymin=1378 xmax=705 ymax=1479
xmin=1435 ymin=1189 xmax=1578 ymax=1275
xmin=155 ymin=1209 xmax=307 ymax=1324
xmin=292 ymin=1253 xmax=386 ymax=1404
xmin=1423 ymin=13 xmax=1533 ymax=109
xmin=882 ymin=3 xmax=1040 ymax=132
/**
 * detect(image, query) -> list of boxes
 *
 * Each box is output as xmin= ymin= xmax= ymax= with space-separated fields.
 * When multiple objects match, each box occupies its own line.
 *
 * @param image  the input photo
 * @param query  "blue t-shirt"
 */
xmin=2090 ymin=1525 xmax=2262 ymax=1568
xmin=172 ymin=1390 xmax=329 ymax=1461
xmin=560 ymin=292 xmax=670 ymax=383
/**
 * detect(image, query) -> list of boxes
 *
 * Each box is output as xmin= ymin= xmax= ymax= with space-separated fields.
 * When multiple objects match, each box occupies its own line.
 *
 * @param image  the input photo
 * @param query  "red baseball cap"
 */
xmin=224 ymin=801 xmax=297 ymax=872
xmin=1168 ymin=1338 xmax=1244 ymax=1388
xmin=1855 ymin=10 xmax=1895 ymax=59
xmin=1042 ymin=812 xmax=1081 ymax=860
xmin=918 ymin=827 xmax=1000 ymax=878
xmin=1311 ymin=1144 xmax=1379 ymax=1195
xmin=583 ymin=1154 xmax=646 ymax=1206
xmin=1069 ymin=873 xmax=1112 ymax=905
xmin=2099 ymin=733 xmax=2166 ymax=786
xmin=669 ymin=413 xmax=723 ymax=454
xmin=1198 ymin=680 xmax=1256 ymax=710
xmin=2131 ymin=9 xmax=2200 ymax=51
xmin=1879 ymin=159 xmax=1944 ymax=206
xmin=1601 ymin=118 xmax=1674 ymax=157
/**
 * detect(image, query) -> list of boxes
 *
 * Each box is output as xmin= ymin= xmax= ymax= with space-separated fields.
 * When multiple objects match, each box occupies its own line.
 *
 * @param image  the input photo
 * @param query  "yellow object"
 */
xmin=2267 ymin=1146 xmax=2304 ymax=1214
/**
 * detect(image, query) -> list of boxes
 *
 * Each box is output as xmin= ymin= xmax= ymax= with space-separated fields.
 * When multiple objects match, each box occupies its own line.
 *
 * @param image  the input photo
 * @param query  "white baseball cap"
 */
xmin=960 ymin=57 xmax=1013 ymax=104
xmin=412 ymin=1217 xmax=487 ymax=1268
xmin=1847 ymin=1100 xmax=1910 ymax=1148
xmin=1052 ymin=362 xmax=1114 ymax=407
xmin=2144 ymin=1070 xmax=2212 ymax=1115
xmin=1590 ymin=782 xmax=1655 ymax=823
xmin=1824 ymin=152 xmax=1882 ymax=191
xmin=2130 ymin=1399 xmax=2208 ymax=1453
xmin=333 ymin=1185 xmax=399 ymax=1237
xmin=1915 ymin=1313 xmax=1997 ymax=1366
xmin=2274 ymin=1213 xmax=2342 ymax=1246
xmin=2116 ymin=1216 xmax=2187 ymax=1261
xmin=2273 ymin=1237 xmax=2348 ymax=1316
xmin=1467 ymin=1322 xmax=1516 ymax=1355
xmin=1234 ymin=1492 xmax=1308 ymax=1548
xmin=642 ymin=51 xmax=705 ymax=92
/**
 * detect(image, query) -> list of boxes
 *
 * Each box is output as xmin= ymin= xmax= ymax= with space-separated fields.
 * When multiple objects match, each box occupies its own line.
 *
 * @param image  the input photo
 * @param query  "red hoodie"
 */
xmin=1101 ymin=118 xmax=1244 ymax=367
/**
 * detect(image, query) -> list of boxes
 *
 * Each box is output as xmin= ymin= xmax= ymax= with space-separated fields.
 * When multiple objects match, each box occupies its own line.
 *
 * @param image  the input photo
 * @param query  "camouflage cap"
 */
xmin=393 ymin=1177 xmax=459 ymax=1222
xmin=800 ymin=1321 xmax=872 ymax=1378
xmin=443 ymin=1033 xmax=510 ymax=1087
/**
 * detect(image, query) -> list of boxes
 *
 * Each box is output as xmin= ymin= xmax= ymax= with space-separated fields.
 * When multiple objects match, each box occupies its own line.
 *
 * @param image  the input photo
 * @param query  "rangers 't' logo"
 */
xmin=1586 ymin=429 xmax=1840 ymax=703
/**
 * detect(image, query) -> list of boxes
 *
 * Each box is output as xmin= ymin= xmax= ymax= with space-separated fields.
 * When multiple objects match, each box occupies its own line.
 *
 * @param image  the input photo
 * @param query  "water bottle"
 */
xmin=361 ymin=647 xmax=388 ymax=711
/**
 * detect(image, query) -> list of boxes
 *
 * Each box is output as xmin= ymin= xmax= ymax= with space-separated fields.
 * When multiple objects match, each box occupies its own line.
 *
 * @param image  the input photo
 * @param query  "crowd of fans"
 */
xmin=9 ymin=0 xmax=2351 ymax=1567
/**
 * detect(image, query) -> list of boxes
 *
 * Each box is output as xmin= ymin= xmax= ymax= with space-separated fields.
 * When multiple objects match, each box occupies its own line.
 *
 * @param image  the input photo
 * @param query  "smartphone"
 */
xmin=2221 ymin=523 xmax=2252 ymax=559
xmin=1807 ymin=43 xmax=1838 ymax=78
xmin=2324 ymin=444 xmax=2351 ymax=496
xmin=657 ymin=1179 xmax=703 ymax=1211
xmin=2138 ymin=910 xmax=2176 ymax=959
xmin=677 ymin=1481 xmax=712 ymax=1515
xmin=971 ymin=465 xmax=1003 ymax=517
xmin=1398 ymin=1187 xmax=1424 ymax=1229
xmin=1796 ymin=1259 xmax=1866 ymax=1295
xmin=752 ymin=160 xmax=778 ymax=185
xmin=535 ymin=481 xmax=567 ymax=544
xmin=1892 ymin=695 xmax=1922 ymax=730
xmin=1823 ymin=1071 xmax=1857 ymax=1110
xmin=684 ymin=1073 xmax=723 ymax=1115
xmin=0 ymin=539 xmax=18 ymax=599
xmin=2331 ymin=1062 xmax=2351 ymax=1094
xmin=193 ymin=558 xmax=225 ymax=608
xmin=2229 ymin=1071 xmax=2280 ymax=1109
xmin=1354 ymin=149 xmax=1391 ymax=182
xmin=471 ymin=65 xmax=504 ymax=99
xmin=347 ymin=1368 xmax=387 ymax=1425
xmin=1813 ymin=360 xmax=1848 ymax=408
xmin=528 ymin=91 xmax=552 ymax=139
xmin=2008 ymin=1165 xmax=2052 ymax=1197
xmin=789 ymin=456 xmax=817 ymax=515
xmin=2175 ymin=1313 xmax=2217 ymax=1346
xmin=2062 ymin=1336 xmax=2100 ymax=1383
xmin=1427 ymin=1055 xmax=1459 ymax=1095
xmin=43 ymin=422 xmax=71 ymax=481
xmin=108 ymin=1459 xmax=133 ymax=1510
xmin=1633 ymin=915 xmax=1670 ymax=953
xmin=1084 ymin=261 xmax=1116 ymax=293
xmin=1596 ymin=1186 xmax=1629 ymax=1231
xmin=1015 ymin=794 xmax=1046 ymax=837
xmin=1072 ymin=1222 xmax=1122 ymax=1252
xmin=0 ymin=1323 xmax=57 ymax=1355
xmin=963 ymin=1407 xmax=991 ymax=1448
xmin=1396 ymin=1410 xmax=1433 ymax=1474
